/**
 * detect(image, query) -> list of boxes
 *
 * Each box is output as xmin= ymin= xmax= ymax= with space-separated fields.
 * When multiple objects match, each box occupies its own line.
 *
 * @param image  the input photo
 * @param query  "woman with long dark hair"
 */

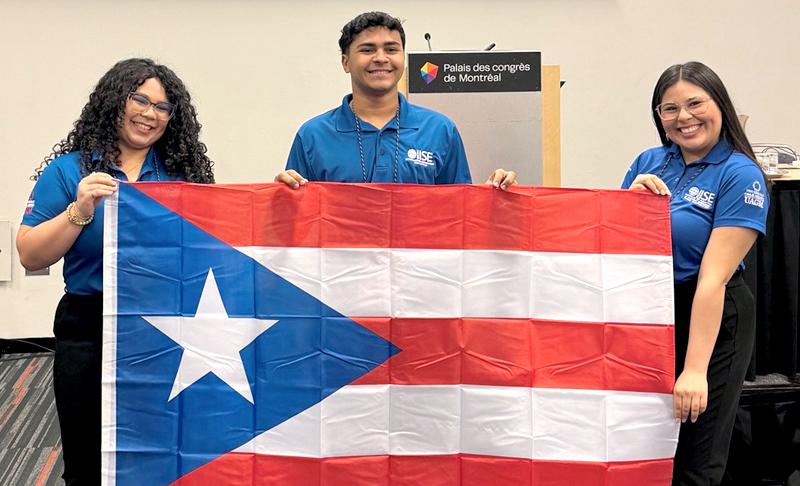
xmin=17 ymin=58 xmax=214 ymax=485
xmin=622 ymin=61 xmax=768 ymax=485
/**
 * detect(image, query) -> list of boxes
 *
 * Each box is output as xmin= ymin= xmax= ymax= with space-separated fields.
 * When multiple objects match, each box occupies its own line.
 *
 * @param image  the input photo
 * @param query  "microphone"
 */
xmin=484 ymin=42 xmax=496 ymax=51
xmin=424 ymin=33 xmax=432 ymax=51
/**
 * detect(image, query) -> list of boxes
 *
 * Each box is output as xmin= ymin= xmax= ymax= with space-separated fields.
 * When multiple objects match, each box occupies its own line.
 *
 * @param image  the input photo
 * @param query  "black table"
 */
xmin=723 ymin=386 xmax=800 ymax=485
xmin=745 ymin=177 xmax=800 ymax=381
xmin=733 ymin=181 xmax=800 ymax=484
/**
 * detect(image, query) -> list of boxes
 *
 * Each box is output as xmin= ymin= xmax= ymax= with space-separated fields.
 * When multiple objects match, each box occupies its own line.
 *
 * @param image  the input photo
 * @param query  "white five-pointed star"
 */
xmin=143 ymin=269 xmax=277 ymax=403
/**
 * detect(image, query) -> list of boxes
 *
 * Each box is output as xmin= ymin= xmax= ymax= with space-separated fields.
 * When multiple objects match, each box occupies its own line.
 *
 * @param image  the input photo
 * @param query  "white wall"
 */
xmin=2 ymin=0 xmax=798 ymax=338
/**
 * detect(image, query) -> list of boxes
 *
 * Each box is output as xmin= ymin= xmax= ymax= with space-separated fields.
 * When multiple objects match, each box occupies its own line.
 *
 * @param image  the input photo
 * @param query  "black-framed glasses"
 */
xmin=654 ymin=98 xmax=710 ymax=121
xmin=128 ymin=92 xmax=176 ymax=120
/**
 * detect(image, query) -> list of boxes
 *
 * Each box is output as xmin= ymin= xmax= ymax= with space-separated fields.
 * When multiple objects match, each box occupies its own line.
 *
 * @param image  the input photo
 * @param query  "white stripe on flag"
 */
xmin=234 ymin=385 xmax=678 ymax=463
xmin=102 ymin=191 xmax=120 ymax=485
xmin=238 ymin=248 xmax=674 ymax=324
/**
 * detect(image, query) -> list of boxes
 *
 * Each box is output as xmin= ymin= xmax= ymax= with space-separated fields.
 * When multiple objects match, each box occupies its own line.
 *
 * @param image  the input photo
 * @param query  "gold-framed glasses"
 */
xmin=655 ymin=98 xmax=710 ymax=121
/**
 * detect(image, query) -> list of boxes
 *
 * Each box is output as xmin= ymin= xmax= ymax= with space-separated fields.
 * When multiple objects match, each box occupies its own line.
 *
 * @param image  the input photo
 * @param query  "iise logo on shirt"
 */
xmin=683 ymin=186 xmax=716 ymax=210
xmin=406 ymin=148 xmax=435 ymax=167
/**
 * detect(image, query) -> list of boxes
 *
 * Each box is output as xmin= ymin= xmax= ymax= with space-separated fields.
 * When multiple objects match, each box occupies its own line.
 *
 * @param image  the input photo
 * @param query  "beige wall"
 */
xmin=2 ymin=0 xmax=799 ymax=338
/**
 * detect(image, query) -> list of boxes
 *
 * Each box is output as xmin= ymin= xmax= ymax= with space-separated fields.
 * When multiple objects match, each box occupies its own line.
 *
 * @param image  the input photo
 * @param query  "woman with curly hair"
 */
xmin=17 ymin=58 xmax=214 ymax=485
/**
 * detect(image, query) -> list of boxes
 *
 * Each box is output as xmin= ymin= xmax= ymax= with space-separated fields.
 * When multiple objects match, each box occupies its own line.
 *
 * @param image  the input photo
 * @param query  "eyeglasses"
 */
xmin=127 ymin=92 xmax=176 ymax=120
xmin=654 ymin=98 xmax=710 ymax=121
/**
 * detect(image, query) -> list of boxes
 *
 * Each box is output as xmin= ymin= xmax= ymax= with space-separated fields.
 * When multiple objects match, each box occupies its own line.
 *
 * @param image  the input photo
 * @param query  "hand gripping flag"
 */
xmin=103 ymin=182 xmax=679 ymax=486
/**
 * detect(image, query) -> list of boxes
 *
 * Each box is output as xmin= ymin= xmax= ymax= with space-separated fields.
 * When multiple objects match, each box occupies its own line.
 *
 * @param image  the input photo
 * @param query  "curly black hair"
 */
xmin=338 ymin=11 xmax=405 ymax=54
xmin=32 ymin=58 xmax=214 ymax=183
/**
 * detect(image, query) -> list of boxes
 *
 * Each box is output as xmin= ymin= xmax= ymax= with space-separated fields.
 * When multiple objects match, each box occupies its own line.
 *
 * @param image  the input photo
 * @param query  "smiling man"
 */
xmin=274 ymin=11 xmax=515 ymax=189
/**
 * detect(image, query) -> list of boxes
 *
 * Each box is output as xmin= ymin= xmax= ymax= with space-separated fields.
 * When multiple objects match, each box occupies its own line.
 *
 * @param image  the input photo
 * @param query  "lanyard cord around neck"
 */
xmin=657 ymin=151 xmax=707 ymax=200
xmin=351 ymin=100 xmax=400 ymax=183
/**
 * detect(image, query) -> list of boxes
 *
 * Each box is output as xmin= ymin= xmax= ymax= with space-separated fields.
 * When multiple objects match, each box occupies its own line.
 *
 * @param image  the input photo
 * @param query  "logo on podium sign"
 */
xmin=420 ymin=62 xmax=439 ymax=84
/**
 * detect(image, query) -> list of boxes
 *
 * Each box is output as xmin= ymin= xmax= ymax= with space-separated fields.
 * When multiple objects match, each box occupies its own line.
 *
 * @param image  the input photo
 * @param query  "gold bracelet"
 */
xmin=66 ymin=202 xmax=93 ymax=226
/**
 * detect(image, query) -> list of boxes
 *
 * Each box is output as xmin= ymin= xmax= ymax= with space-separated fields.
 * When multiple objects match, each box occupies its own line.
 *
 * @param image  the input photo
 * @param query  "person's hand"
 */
xmin=274 ymin=170 xmax=308 ymax=189
xmin=485 ymin=168 xmax=517 ymax=191
xmin=628 ymin=174 xmax=671 ymax=196
xmin=74 ymin=172 xmax=118 ymax=219
xmin=673 ymin=369 xmax=708 ymax=423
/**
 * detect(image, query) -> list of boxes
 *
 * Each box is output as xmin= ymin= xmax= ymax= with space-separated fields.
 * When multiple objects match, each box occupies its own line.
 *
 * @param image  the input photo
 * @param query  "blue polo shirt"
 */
xmin=286 ymin=94 xmax=472 ymax=184
xmin=622 ymin=139 xmax=768 ymax=283
xmin=22 ymin=149 xmax=173 ymax=295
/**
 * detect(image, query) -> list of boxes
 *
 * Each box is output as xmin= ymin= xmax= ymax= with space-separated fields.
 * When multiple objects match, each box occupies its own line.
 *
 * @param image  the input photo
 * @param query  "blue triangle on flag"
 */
xmin=111 ymin=184 xmax=399 ymax=485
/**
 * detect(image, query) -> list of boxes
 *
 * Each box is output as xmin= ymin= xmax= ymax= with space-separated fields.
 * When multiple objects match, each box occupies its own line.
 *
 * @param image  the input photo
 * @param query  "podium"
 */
xmin=404 ymin=51 xmax=561 ymax=186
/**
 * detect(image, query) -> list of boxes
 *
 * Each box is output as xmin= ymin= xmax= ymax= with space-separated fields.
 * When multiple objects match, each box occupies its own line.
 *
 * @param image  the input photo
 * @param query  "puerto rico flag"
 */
xmin=102 ymin=182 xmax=679 ymax=485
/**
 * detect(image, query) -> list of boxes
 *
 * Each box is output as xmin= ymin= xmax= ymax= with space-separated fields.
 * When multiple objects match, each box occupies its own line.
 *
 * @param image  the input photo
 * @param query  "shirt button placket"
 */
xmin=375 ymin=132 xmax=387 ymax=170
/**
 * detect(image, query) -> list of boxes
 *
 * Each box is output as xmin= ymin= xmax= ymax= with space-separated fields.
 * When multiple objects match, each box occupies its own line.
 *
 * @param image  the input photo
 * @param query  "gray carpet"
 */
xmin=0 ymin=353 xmax=63 ymax=485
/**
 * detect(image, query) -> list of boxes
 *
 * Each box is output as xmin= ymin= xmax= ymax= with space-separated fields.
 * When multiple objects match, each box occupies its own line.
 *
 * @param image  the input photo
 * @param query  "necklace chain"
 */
xmin=351 ymin=100 xmax=400 ymax=183
xmin=119 ymin=157 xmax=161 ymax=181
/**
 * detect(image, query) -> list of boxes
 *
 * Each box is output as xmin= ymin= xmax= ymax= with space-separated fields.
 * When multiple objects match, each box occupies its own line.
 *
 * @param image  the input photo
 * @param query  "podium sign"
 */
xmin=408 ymin=51 xmax=543 ymax=184
xmin=408 ymin=51 xmax=541 ymax=93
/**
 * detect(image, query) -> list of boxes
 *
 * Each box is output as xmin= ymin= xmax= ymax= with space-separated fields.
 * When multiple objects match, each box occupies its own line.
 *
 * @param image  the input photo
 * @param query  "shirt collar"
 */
xmin=139 ymin=148 xmax=159 ymax=178
xmin=666 ymin=138 xmax=734 ymax=165
xmin=335 ymin=93 xmax=421 ymax=133
xmin=102 ymin=147 xmax=162 ymax=181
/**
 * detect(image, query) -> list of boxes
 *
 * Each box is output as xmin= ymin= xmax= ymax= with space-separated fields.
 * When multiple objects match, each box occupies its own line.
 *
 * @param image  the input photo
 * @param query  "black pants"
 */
xmin=53 ymin=293 xmax=102 ymax=486
xmin=672 ymin=273 xmax=755 ymax=486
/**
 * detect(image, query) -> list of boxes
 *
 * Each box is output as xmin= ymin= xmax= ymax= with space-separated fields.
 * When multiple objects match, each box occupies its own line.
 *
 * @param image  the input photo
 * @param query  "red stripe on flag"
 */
xmin=132 ymin=183 xmax=671 ymax=255
xmin=171 ymin=453 xmax=673 ymax=486
xmin=350 ymin=318 xmax=674 ymax=394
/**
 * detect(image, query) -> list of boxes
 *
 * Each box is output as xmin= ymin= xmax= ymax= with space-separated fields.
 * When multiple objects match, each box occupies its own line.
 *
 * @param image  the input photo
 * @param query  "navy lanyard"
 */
xmin=656 ymin=152 xmax=707 ymax=201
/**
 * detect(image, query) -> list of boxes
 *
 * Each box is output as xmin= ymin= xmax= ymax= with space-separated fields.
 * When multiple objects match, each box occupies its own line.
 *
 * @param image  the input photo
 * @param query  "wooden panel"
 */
xmin=542 ymin=65 xmax=561 ymax=187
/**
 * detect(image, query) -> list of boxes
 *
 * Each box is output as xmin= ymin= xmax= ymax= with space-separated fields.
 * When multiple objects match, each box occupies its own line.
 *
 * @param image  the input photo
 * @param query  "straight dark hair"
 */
xmin=651 ymin=62 xmax=756 ymax=162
